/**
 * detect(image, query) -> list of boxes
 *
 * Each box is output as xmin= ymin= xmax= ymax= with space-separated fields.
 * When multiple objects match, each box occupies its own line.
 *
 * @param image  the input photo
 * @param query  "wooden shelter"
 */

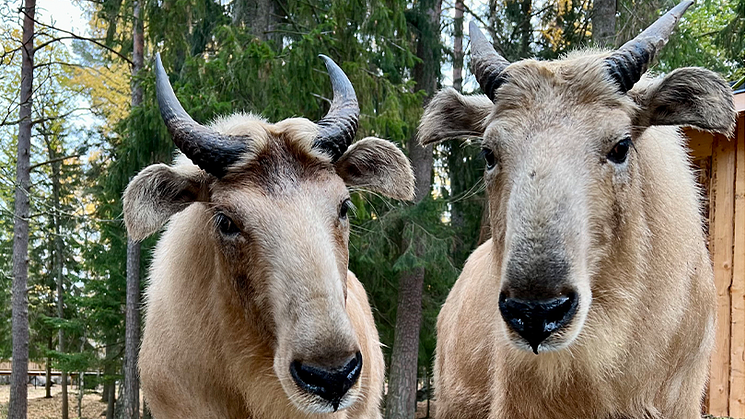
xmin=687 ymin=89 xmax=745 ymax=418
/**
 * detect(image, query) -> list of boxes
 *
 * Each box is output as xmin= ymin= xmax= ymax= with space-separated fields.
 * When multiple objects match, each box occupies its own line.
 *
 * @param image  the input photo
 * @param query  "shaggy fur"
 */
xmin=123 ymin=114 xmax=414 ymax=419
xmin=420 ymin=52 xmax=735 ymax=419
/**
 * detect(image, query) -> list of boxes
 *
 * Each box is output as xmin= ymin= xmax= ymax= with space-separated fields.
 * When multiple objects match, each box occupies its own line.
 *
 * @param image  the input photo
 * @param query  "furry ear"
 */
xmin=123 ymin=162 xmax=211 ymax=241
xmin=335 ymin=137 xmax=415 ymax=201
xmin=629 ymin=67 xmax=736 ymax=136
xmin=418 ymin=87 xmax=494 ymax=145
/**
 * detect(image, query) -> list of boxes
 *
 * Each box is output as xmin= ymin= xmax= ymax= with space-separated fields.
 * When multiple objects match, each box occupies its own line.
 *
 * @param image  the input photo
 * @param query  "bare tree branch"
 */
xmin=0 ymin=107 xmax=90 ymax=127
xmin=33 ymin=61 xmax=89 ymax=70
xmin=17 ymin=7 xmax=134 ymax=66
xmin=30 ymin=154 xmax=81 ymax=171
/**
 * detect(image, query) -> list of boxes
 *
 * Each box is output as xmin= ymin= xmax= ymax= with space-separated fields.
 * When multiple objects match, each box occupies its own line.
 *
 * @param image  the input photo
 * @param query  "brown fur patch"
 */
xmin=629 ymin=67 xmax=736 ymax=135
xmin=222 ymin=132 xmax=336 ymax=195
xmin=335 ymin=137 xmax=415 ymax=201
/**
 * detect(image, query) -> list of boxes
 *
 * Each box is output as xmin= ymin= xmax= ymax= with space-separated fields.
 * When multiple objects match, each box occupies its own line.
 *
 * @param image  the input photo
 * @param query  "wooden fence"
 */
xmin=687 ymin=90 xmax=745 ymax=418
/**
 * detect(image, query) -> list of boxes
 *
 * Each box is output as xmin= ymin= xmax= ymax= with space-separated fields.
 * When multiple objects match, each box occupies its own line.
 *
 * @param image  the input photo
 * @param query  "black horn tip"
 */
xmin=154 ymin=52 xmax=249 ymax=178
xmin=605 ymin=0 xmax=693 ymax=93
xmin=313 ymin=54 xmax=359 ymax=162
xmin=154 ymin=51 xmax=188 ymax=127
xmin=468 ymin=20 xmax=510 ymax=101
xmin=318 ymin=54 xmax=358 ymax=109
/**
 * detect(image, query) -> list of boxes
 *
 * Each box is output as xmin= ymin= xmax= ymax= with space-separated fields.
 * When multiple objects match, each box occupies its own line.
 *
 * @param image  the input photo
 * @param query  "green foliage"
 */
xmin=658 ymin=0 xmax=745 ymax=80
xmin=348 ymin=195 xmax=458 ymax=365
xmin=614 ymin=0 xmax=744 ymax=81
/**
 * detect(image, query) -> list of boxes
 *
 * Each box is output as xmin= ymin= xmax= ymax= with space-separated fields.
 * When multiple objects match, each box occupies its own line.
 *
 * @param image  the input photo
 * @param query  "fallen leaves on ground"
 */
xmin=0 ymin=385 xmax=106 ymax=419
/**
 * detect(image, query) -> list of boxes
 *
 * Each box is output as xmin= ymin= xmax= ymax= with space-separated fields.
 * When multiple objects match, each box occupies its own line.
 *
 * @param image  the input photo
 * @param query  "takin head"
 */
xmin=123 ymin=54 xmax=413 ymax=413
xmin=418 ymin=0 xmax=734 ymax=355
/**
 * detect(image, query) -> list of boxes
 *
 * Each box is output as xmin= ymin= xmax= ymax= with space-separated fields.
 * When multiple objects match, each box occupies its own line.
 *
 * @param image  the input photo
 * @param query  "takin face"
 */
xmin=419 ymin=0 xmax=734 ymax=355
xmin=124 ymin=54 xmax=413 ymax=415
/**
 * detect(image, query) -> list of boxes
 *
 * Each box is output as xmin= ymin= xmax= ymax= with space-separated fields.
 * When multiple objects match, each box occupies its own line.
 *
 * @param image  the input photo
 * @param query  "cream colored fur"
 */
xmin=421 ymin=53 xmax=734 ymax=419
xmin=140 ymin=204 xmax=384 ymax=419
xmin=124 ymin=114 xmax=414 ymax=419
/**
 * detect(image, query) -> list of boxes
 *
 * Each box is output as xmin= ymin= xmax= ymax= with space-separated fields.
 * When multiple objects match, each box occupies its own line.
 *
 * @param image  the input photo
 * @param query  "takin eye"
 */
xmin=480 ymin=147 xmax=497 ymax=171
xmin=339 ymin=198 xmax=353 ymax=221
xmin=215 ymin=212 xmax=241 ymax=236
xmin=607 ymin=137 xmax=633 ymax=164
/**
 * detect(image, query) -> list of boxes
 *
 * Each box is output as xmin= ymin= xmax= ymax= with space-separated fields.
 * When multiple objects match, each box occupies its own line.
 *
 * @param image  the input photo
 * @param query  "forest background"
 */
xmin=0 ymin=0 xmax=742 ymax=418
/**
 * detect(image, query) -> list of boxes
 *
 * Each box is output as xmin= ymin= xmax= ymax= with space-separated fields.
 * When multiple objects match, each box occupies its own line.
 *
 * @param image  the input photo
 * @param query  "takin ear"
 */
xmin=123 ymin=162 xmax=211 ymax=241
xmin=418 ymin=87 xmax=494 ymax=145
xmin=630 ymin=67 xmax=736 ymax=136
xmin=335 ymin=137 xmax=415 ymax=201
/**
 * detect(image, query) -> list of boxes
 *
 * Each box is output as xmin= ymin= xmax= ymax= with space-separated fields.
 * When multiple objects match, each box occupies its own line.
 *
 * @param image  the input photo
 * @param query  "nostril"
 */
xmin=289 ymin=351 xmax=363 ymax=411
xmin=540 ymin=292 xmax=577 ymax=333
xmin=498 ymin=292 xmax=578 ymax=354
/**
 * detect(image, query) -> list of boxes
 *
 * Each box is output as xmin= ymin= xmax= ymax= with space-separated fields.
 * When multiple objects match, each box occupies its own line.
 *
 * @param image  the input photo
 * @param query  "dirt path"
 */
xmin=0 ymin=385 xmax=106 ymax=419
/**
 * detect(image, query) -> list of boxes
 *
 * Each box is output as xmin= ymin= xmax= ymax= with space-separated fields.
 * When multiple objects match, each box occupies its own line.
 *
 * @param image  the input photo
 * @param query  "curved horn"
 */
xmin=469 ymin=21 xmax=510 ymax=101
xmin=605 ymin=0 xmax=693 ymax=93
xmin=313 ymin=55 xmax=360 ymax=162
xmin=155 ymin=53 xmax=249 ymax=177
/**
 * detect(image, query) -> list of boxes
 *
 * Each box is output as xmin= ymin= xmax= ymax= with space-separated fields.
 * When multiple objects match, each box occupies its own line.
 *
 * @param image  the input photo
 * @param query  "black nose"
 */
xmin=289 ymin=351 xmax=362 ymax=411
xmin=498 ymin=292 xmax=578 ymax=354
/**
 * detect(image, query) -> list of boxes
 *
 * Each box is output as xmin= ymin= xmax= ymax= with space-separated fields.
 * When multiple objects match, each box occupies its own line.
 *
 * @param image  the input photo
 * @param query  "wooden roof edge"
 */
xmin=734 ymin=91 xmax=744 ymax=114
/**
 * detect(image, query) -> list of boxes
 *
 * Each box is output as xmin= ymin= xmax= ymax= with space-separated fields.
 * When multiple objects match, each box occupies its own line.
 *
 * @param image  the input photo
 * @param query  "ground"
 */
xmin=0 ymin=387 xmax=737 ymax=418
xmin=0 ymin=385 xmax=107 ymax=419
xmin=412 ymin=401 xmax=736 ymax=419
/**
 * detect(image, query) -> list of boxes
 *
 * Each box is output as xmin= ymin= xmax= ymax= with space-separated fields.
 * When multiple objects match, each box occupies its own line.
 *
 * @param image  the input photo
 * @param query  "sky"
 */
xmin=31 ymin=1 xmax=97 ymax=140
xmin=36 ymin=0 xmax=87 ymax=35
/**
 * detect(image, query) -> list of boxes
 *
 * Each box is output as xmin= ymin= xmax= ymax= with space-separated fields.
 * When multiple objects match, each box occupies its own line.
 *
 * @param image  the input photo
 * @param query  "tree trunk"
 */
xmin=102 ymin=379 xmax=110 ymax=403
xmin=115 ymin=378 xmax=125 ymax=418
xmin=77 ymin=328 xmax=85 ymax=419
xmin=592 ymin=0 xmax=617 ymax=47
xmin=123 ymin=2 xmax=143 ymax=418
xmin=452 ymin=0 xmax=464 ymax=93
xmin=232 ymin=0 xmax=283 ymax=45
xmin=103 ymin=342 xmax=116 ymax=419
xmin=448 ymin=0 xmax=470 ymax=267
xmin=105 ymin=376 xmax=115 ymax=419
xmin=45 ymin=336 xmax=52 ymax=398
xmin=77 ymin=372 xmax=83 ymax=418
xmin=384 ymin=2 xmax=440 ymax=418
xmin=123 ymin=239 xmax=140 ymax=419
xmin=52 ymin=147 xmax=68 ymax=419
xmin=46 ymin=127 xmax=67 ymax=419
xmin=102 ymin=343 xmax=113 ymax=403
xmin=131 ymin=0 xmax=144 ymax=107
xmin=424 ymin=367 xmax=430 ymax=418
xmin=8 ymin=2 xmax=35 ymax=418
xmin=517 ymin=0 xmax=531 ymax=58
xmin=384 ymin=262 xmax=425 ymax=419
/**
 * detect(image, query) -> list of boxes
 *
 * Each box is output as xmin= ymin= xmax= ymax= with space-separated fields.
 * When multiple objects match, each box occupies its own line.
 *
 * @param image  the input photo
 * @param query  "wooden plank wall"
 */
xmin=730 ymin=121 xmax=745 ymax=418
xmin=709 ymin=132 xmax=736 ymax=415
xmin=687 ymin=108 xmax=745 ymax=417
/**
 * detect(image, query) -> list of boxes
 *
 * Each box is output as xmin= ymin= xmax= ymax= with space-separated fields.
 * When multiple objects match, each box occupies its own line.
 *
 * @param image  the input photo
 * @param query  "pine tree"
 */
xmin=384 ymin=1 xmax=441 ymax=417
xmin=123 ymin=1 xmax=144 ymax=417
xmin=8 ymin=2 xmax=35 ymax=417
xmin=592 ymin=0 xmax=617 ymax=47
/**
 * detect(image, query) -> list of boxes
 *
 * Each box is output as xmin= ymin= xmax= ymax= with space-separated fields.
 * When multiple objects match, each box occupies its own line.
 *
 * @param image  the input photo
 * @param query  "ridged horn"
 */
xmin=605 ymin=0 xmax=693 ymax=93
xmin=469 ymin=21 xmax=511 ymax=101
xmin=155 ymin=53 xmax=249 ymax=178
xmin=313 ymin=54 xmax=360 ymax=162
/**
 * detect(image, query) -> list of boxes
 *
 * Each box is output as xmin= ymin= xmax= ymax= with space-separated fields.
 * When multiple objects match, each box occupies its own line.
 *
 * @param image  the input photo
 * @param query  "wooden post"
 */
xmin=708 ymin=133 xmax=737 ymax=415
xmin=729 ymin=117 xmax=745 ymax=417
